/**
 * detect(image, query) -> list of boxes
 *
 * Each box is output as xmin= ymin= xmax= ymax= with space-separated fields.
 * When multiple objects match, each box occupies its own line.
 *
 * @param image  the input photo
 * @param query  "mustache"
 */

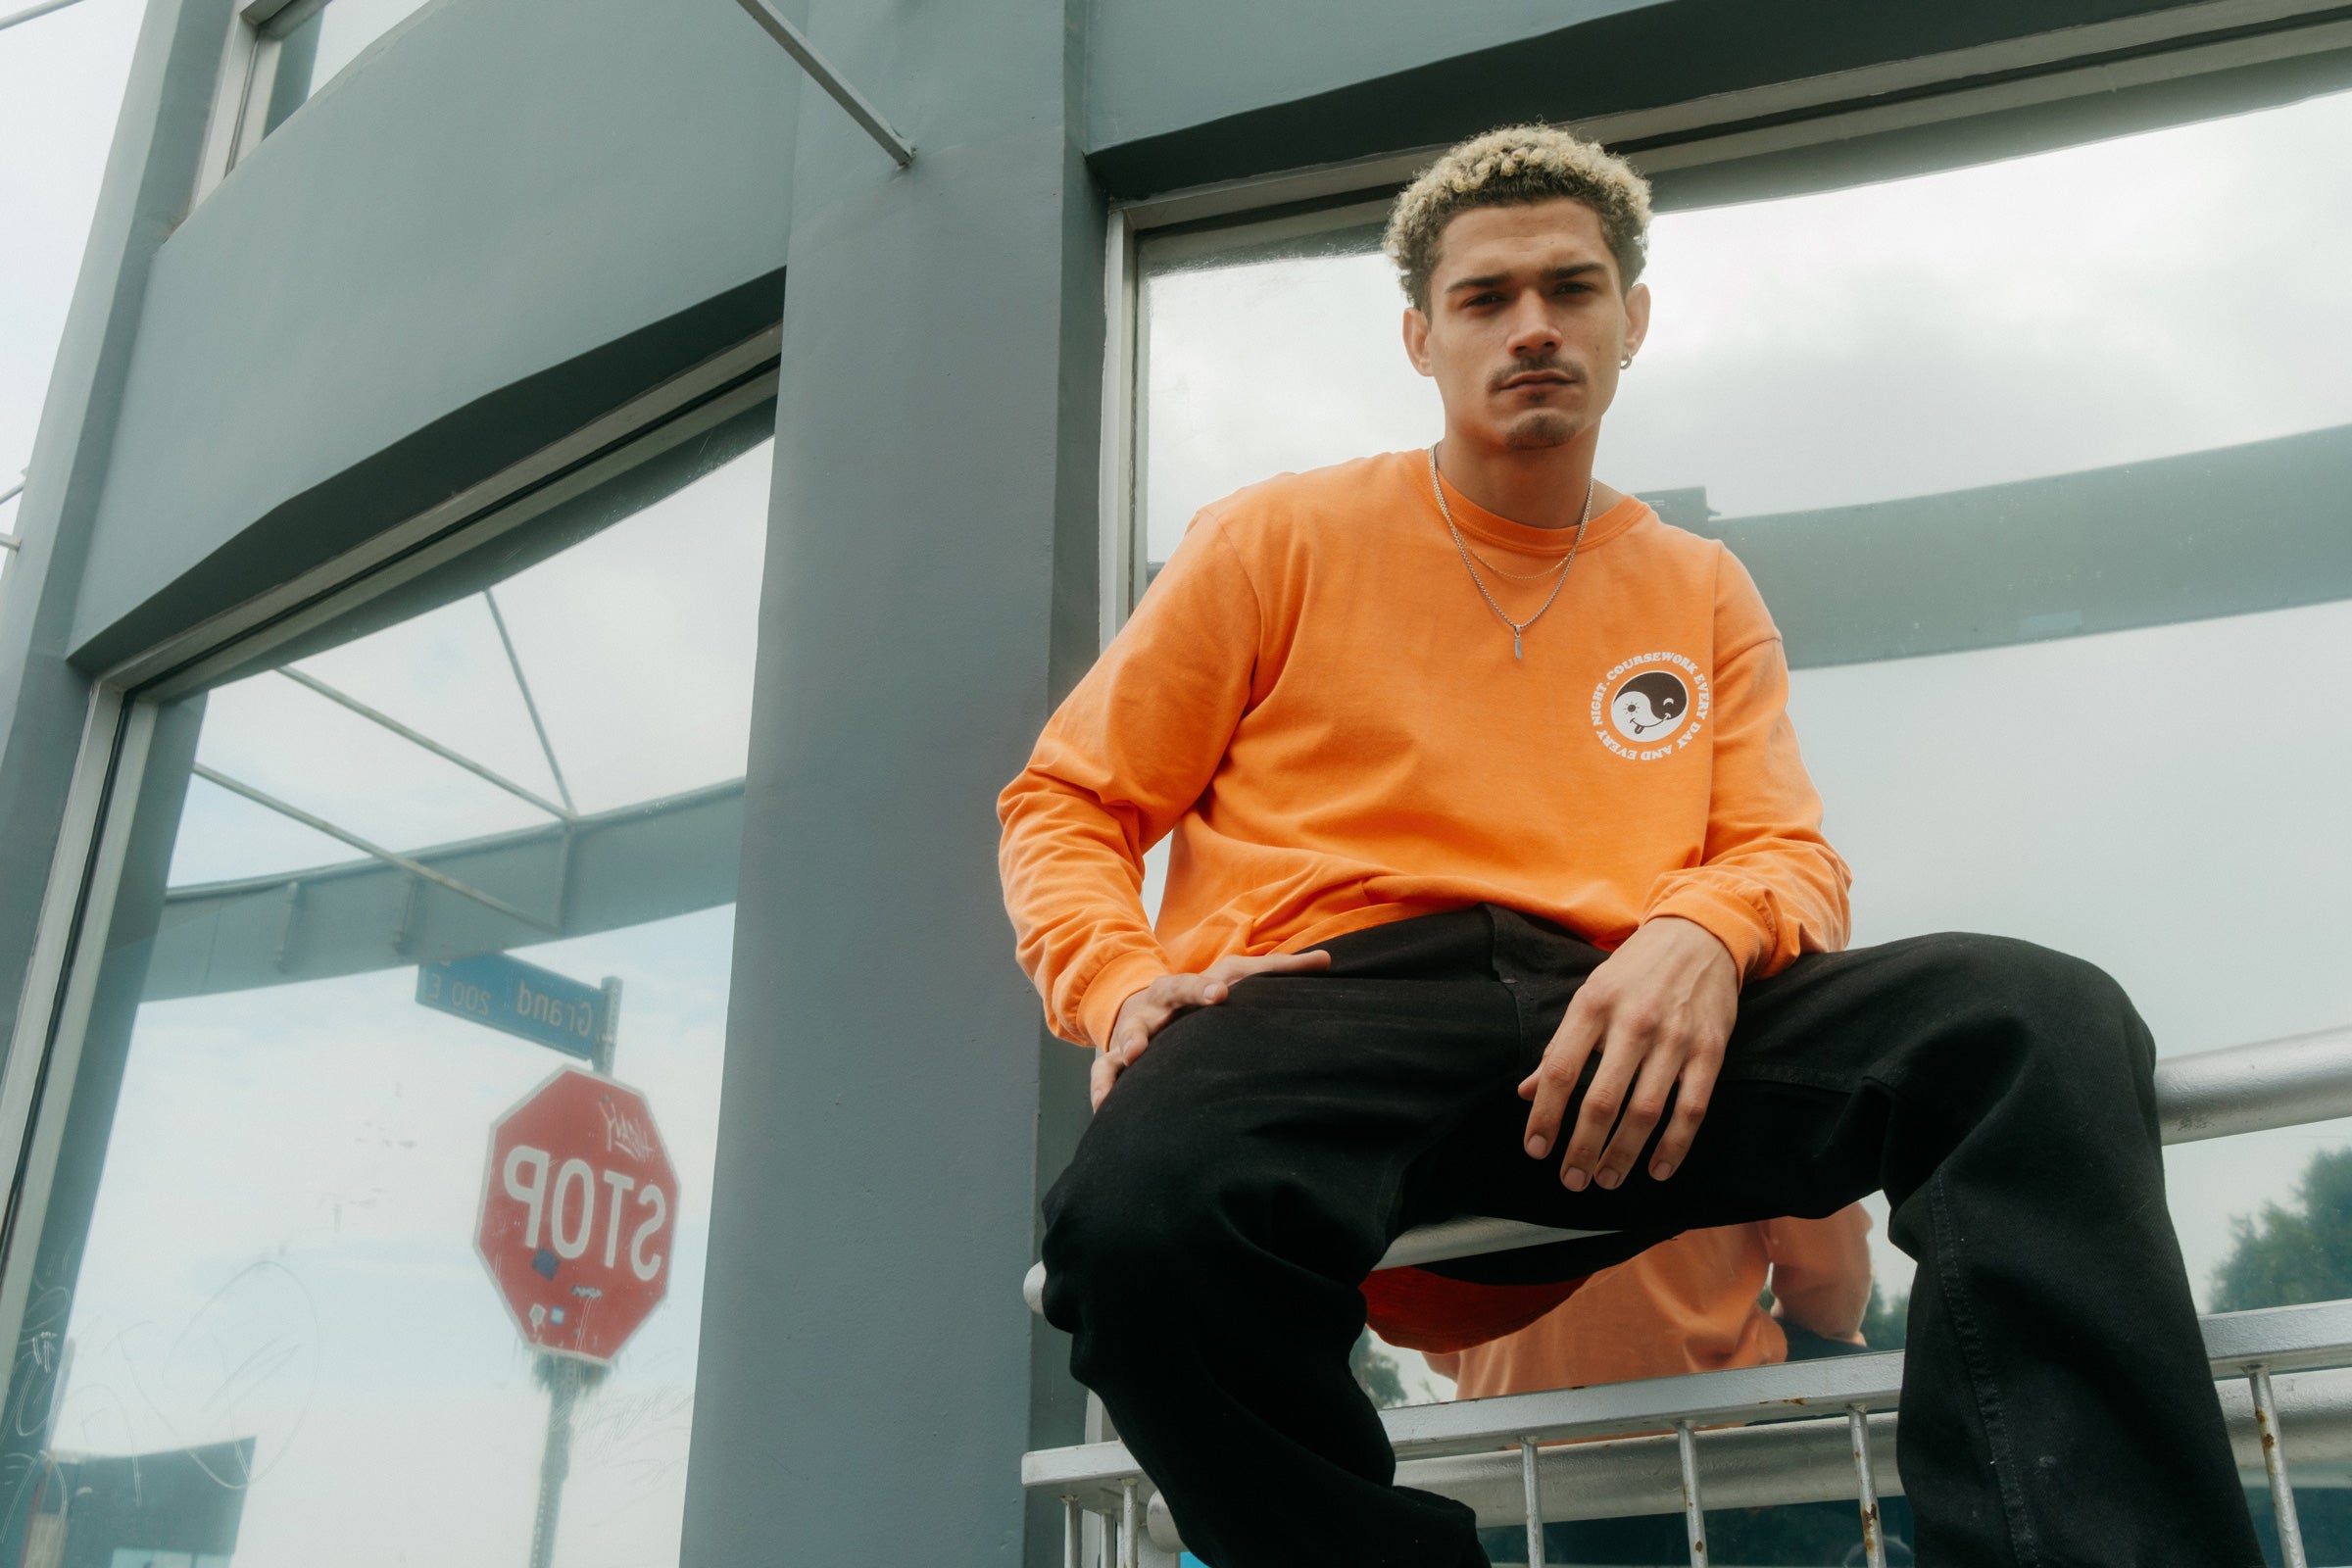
xmin=1489 ymin=355 xmax=1584 ymax=392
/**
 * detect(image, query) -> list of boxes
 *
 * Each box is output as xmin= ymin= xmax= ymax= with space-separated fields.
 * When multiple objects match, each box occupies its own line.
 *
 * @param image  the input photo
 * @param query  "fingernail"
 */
xmin=1563 ymin=1167 xmax=1588 ymax=1191
xmin=1651 ymin=1160 xmax=1675 ymax=1181
xmin=1525 ymin=1136 xmax=1548 ymax=1158
xmin=1596 ymin=1167 xmax=1621 ymax=1190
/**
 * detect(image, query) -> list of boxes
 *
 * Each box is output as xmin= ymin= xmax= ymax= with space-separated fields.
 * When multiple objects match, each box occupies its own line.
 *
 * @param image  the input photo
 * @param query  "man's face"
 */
xmin=1402 ymin=198 xmax=1651 ymax=453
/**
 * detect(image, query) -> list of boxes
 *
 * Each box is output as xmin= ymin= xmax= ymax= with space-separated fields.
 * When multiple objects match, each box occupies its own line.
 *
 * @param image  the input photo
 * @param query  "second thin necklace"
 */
xmin=1428 ymin=446 xmax=1593 ymax=661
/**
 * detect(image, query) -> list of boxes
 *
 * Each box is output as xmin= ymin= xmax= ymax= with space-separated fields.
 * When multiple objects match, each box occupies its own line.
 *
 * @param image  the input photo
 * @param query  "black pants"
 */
xmin=1040 ymin=906 xmax=2260 ymax=1568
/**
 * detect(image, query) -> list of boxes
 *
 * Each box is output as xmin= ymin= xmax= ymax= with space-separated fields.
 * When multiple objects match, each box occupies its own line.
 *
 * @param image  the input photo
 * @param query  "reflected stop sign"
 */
xmin=477 ymin=1067 xmax=678 ymax=1363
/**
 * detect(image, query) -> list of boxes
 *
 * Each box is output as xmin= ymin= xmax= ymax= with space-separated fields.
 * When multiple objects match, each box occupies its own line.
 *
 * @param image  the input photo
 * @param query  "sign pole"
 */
xmin=593 ymin=976 xmax=621 ymax=1076
xmin=526 ymin=1357 xmax=579 ymax=1568
xmin=520 ymin=976 xmax=622 ymax=1568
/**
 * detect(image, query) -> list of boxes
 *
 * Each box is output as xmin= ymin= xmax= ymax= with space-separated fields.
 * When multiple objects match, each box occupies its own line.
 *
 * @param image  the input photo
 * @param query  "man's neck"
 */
xmin=1433 ymin=427 xmax=1618 ymax=531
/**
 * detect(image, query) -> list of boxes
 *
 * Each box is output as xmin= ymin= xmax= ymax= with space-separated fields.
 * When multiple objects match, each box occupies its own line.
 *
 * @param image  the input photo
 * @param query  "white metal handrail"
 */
xmin=1032 ymin=1298 xmax=2352 ymax=1496
xmin=1024 ymin=1025 xmax=2352 ymax=1566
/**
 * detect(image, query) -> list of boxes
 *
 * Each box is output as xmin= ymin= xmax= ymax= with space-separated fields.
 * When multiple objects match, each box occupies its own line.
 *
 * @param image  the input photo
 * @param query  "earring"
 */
xmin=1620 ymin=354 xmax=1634 ymax=369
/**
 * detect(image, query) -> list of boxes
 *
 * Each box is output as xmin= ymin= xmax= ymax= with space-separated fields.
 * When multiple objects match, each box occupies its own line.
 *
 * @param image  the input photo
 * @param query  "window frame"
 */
xmin=0 ymin=325 xmax=780 ymax=1426
xmin=192 ymin=0 xmax=437 ymax=198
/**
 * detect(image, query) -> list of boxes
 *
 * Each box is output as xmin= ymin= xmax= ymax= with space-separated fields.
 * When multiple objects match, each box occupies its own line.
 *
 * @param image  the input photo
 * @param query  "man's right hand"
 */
xmin=1093 ymin=949 xmax=1333 ymax=1109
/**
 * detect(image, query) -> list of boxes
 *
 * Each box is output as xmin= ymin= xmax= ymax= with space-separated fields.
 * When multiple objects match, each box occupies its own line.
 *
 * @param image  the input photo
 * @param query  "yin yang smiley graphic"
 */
xmin=1609 ymin=670 xmax=1691 ymax=744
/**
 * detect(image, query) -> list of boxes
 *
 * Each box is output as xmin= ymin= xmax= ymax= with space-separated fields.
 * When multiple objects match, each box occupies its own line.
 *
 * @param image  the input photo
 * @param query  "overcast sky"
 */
xmin=1144 ymin=85 xmax=2352 ymax=555
xmin=172 ymin=443 xmax=770 ymax=885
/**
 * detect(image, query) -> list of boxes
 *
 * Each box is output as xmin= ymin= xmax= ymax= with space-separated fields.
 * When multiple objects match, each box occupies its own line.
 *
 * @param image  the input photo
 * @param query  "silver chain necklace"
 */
xmin=1428 ymin=446 xmax=1593 ymax=661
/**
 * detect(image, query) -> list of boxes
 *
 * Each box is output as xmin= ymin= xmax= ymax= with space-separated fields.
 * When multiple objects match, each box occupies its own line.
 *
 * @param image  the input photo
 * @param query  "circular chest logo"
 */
xmin=1592 ymin=654 xmax=1710 ymax=761
xmin=1611 ymin=671 xmax=1690 ymax=743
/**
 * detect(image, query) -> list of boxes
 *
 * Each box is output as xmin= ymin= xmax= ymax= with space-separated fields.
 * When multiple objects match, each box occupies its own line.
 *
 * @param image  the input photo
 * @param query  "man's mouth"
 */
xmin=1497 ymin=370 xmax=1574 ymax=392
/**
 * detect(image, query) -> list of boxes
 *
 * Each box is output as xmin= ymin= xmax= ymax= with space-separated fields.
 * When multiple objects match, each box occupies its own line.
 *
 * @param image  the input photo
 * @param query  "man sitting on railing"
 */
xmin=999 ymin=122 xmax=2259 ymax=1568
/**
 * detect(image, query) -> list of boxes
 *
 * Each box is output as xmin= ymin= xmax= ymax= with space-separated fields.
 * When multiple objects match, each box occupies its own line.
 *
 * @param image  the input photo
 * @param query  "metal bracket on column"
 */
xmin=732 ymin=0 xmax=915 ymax=169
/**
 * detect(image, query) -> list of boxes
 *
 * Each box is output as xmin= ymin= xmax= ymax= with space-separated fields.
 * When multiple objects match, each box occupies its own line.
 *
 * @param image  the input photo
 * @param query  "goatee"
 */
xmin=1502 ymin=413 xmax=1578 ymax=451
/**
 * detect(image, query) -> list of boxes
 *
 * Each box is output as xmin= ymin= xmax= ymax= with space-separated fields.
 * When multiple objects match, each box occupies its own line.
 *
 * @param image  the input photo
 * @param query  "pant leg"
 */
xmin=1421 ymin=920 xmax=2262 ymax=1568
xmin=1043 ymin=911 xmax=1545 ymax=1568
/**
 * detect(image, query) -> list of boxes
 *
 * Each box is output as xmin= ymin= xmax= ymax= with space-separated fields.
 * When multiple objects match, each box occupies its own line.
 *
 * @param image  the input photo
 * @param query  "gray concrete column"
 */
xmin=683 ymin=0 xmax=1102 ymax=1561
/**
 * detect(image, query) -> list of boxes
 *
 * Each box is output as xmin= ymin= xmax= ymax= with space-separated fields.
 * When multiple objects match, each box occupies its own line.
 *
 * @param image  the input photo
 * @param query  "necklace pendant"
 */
xmin=1512 ymin=629 xmax=1524 ymax=661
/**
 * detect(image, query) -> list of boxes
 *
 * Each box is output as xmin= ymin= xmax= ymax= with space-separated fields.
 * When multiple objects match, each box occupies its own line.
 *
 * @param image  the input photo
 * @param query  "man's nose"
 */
xmin=1505 ymin=296 xmax=1562 ymax=356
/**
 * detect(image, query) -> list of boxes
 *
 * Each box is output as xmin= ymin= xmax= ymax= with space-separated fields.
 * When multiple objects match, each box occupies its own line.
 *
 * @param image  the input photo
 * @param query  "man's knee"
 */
xmin=1909 ymin=931 xmax=2152 ymax=1083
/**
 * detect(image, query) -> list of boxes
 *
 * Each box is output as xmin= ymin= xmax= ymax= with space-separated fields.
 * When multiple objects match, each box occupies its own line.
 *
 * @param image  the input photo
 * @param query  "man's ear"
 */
xmin=1402 ymin=306 xmax=1433 ymax=376
xmin=1622 ymin=281 xmax=1652 ymax=361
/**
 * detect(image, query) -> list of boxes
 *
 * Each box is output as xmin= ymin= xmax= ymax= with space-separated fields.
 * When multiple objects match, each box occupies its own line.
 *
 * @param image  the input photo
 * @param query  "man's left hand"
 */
xmin=1519 ymin=915 xmax=1739 ymax=1191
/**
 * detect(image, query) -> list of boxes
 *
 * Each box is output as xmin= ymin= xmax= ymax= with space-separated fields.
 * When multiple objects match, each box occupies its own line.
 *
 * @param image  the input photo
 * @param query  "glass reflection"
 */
xmin=1143 ymin=86 xmax=2352 ymax=565
xmin=1134 ymin=80 xmax=2352 ymax=1421
xmin=0 ymin=438 xmax=770 ymax=1568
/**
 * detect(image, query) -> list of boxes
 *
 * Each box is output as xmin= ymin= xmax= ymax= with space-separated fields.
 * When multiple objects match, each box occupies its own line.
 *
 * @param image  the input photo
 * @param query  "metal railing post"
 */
xmin=1846 ymin=1404 xmax=1886 ymax=1568
xmin=1061 ymin=1495 xmax=1080 ymax=1568
xmin=2248 ymin=1365 xmax=2308 ymax=1568
xmin=1119 ymin=1478 xmax=1139 ymax=1568
xmin=1520 ymin=1436 xmax=1545 ymax=1568
xmin=1675 ymin=1421 xmax=1708 ymax=1566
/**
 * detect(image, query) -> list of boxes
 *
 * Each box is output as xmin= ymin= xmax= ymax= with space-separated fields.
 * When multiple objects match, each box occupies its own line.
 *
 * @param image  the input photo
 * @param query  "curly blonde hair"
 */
xmin=1384 ymin=124 xmax=1653 ymax=311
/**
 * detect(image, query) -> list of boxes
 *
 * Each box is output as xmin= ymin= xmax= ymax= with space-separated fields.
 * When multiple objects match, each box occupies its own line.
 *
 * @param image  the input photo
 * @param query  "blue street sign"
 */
xmin=416 ymin=953 xmax=605 ymax=1059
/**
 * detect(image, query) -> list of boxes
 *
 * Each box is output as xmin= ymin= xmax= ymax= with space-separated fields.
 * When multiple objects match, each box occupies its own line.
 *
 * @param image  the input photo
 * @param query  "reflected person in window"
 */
xmin=1429 ymin=1207 xmax=1896 ymax=1565
xmin=999 ymin=124 xmax=2257 ymax=1568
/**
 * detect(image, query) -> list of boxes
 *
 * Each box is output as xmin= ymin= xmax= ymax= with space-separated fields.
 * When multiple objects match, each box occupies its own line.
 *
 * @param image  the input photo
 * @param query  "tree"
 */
xmin=1350 ymin=1329 xmax=1412 ymax=1408
xmin=2212 ymin=1147 xmax=2352 ymax=1313
xmin=1859 ymin=1282 xmax=1907 ymax=1351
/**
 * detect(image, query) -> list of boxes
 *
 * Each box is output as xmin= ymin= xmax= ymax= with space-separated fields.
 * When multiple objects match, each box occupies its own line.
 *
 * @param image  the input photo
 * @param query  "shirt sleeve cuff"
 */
xmin=1643 ymin=883 xmax=1772 ymax=979
xmin=1076 ymin=949 xmax=1173 ymax=1050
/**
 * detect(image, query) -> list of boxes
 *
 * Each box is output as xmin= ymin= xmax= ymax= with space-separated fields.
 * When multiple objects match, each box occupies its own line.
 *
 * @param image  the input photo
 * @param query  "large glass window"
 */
xmin=0 ymin=421 xmax=770 ymax=1568
xmin=0 ymin=0 xmax=142 ymax=575
xmin=1133 ymin=78 xmax=2352 ymax=1378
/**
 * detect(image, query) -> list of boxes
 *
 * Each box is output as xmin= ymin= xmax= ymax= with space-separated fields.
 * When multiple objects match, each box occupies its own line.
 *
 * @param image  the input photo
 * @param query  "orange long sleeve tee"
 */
xmin=998 ymin=450 xmax=1851 ymax=1049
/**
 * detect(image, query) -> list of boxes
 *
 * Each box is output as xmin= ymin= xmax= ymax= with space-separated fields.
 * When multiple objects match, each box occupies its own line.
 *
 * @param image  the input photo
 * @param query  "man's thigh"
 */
xmin=1045 ymin=971 xmax=1529 ymax=1276
xmin=1398 ymin=940 xmax=1971 ymax=1273
xmin=1404 ymin=1069 xmax=1873 ymax=1280
xmin=1407 ymin=931 xmax=2126 ymax=1265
